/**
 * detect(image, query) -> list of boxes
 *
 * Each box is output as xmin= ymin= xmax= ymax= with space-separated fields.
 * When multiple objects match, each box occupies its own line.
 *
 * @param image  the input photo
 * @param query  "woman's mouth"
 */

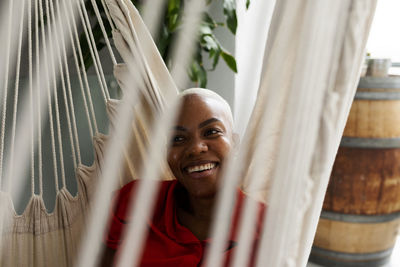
xmin=186 ymin=162 xmax=217 ymax=173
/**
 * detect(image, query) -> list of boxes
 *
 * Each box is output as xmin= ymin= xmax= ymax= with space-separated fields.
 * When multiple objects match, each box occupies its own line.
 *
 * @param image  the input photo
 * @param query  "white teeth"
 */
xmin=187 ymin=163 xmax=216 ymax=173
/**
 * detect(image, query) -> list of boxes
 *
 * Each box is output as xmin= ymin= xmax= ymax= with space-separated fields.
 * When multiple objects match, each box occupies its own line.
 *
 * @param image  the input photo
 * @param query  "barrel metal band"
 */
xmin=340 ymin=137 xmax=400 ymax=148
xmin=321 ymin=210 xmax=400 ymax=223
xmin=358 ymin=77 xmax=400 ymax=89
xmin=355 ymin=91 xmax=400 ymax=100
xmin=310 ymin=246 xmax=392 ymax=267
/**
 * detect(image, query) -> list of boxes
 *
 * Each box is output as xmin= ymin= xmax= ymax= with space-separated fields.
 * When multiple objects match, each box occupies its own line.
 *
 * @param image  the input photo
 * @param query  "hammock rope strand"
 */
xmin=40 ymin=0 xmax=59 ymax=192
xmin=49 ymin=0 xmax=78 ymax=172
xmin=8 ymin=0 xmax=26 ymax=194
xmin=78 ymin=0 xmax=110 ymax=102
xmin=0 ymin=0 xmax=14 ymax=188
xmin=101 ymin=0 xmax=116 ymax=31
xmin=65 ymin=0 xmax=97 ymax=138
xmin=46 ymin=0 xmax=67 ymax=189
xmin=35 ymin=0 xmax=43 ymax=196
xmin=55 ymin=0 xmax=82 ymax=166
xmin=29 ymin=0 xmax=36 ymax=196
xmin=89 ymin=0 xmax=117 ymax=66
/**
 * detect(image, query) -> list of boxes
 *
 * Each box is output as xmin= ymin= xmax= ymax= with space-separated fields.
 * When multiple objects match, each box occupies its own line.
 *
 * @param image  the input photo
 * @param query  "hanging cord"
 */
xmin=0 ymin=0 xmax=14 ymax=188
xmin=89 ymin=0 xmax=117 ymax=65
xmin=77 ymin=0 xmax=110 ymax=102
xmin=28 ymin=0 xmax=36 ymax=196
xmin=66 ymin=0 xmax=99 ymax=135
xmin=49 ymin=0 xmax=78 ymax=172
xmin=63 ymin=0 xmax=96 ymax=139
xmin=39 ymin=0 xmax=59 ymax=192
xmin=35 ymin=0 xmax=43 ymax=196
xmin=8 ymin=0 xmax=26 ymax=194
xmin=55 ymin=0 xmax=82 ymax=166
xmin=45 ymin=0 xmax=66 ymax=189
xmin=79 ymin=0 xmax=111 ymax=100
xmin=100 ymin=0 xmax=116 ymax=31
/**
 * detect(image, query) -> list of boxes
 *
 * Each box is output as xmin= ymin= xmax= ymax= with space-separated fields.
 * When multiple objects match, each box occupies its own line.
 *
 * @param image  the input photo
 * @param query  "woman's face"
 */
xmin=167 ymin=94 xmax=234 ymax=199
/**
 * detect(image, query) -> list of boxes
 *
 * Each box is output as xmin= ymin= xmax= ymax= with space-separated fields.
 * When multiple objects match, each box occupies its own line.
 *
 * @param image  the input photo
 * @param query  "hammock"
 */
xmin=0 ymin=0 xmax=377 ymax=266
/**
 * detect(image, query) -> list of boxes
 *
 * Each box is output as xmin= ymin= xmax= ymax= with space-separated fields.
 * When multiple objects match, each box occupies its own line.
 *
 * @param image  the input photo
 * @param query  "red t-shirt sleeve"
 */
xmin=105 ymin=181 xmax=136 ymax=250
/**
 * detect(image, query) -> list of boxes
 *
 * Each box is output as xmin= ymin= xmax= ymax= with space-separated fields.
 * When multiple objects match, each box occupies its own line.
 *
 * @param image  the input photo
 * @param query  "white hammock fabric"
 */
xmin=0 ymin=0 xmax=377 ymax=266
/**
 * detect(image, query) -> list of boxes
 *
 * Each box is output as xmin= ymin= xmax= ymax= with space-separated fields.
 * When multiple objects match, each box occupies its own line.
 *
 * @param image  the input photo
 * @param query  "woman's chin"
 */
xmin=184 ymin=183 xmax=218 ymax=200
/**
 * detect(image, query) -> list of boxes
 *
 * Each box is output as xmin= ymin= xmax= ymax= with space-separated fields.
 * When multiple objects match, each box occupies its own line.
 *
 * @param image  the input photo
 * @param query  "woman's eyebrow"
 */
xmin=198 ymin=118 xmax=221 ymax=129
xmin=174 ymin=126 xmax=187 ymax=131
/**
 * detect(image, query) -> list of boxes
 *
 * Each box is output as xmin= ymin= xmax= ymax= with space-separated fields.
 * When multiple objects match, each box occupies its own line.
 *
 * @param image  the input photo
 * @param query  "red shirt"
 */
xmin=105 ymin=180 xmax=265 ymax=266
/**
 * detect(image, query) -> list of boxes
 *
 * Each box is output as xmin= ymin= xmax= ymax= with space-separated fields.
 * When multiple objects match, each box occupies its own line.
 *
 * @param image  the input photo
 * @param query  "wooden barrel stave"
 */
xmin=344 ymin=100 xmax=400 ymax=138
xmin=314 ymin=217 xmax=400 ymax=253
xmin=324 ymin=147 xmax=400 ymax=215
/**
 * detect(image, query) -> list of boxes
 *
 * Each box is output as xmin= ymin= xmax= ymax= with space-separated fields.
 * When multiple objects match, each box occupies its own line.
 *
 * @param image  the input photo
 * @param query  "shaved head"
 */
xmin=179 ymin=88 xmax=234 ymax=131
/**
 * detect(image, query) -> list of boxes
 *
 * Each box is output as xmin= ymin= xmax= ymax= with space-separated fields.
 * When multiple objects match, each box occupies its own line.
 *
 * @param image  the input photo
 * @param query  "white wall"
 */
xmin=234 ymin=0 xmax=275 ymax=136
xmin=366 ymin=0 xmax=400 ymax=61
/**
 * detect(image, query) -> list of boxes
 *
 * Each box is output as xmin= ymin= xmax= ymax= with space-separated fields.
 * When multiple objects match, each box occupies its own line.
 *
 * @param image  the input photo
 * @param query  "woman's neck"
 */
xmin=175 ymin=187 xmax=215 ymax=240
xmin=188 ymin=194 xmax=215 ymax=220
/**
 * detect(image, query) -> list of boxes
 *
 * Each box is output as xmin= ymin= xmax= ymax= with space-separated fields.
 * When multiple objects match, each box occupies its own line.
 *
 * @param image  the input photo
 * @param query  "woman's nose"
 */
xmin=187 ymin=138 xmax=208 ymax=156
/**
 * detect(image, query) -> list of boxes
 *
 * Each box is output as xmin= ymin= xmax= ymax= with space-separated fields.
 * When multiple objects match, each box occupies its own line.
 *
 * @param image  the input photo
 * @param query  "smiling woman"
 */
xmin=167 ymin=89 xmax=235 ymax=199
xmin=100 ymin=89 xmax=265 ymax=267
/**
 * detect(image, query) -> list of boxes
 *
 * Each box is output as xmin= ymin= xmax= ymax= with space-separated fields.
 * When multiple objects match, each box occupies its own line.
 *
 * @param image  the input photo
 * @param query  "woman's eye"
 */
xmin=205 ymin=128 xmax=222 ymax=137
xmin=172 ymin=135 xmax=185 ymax=143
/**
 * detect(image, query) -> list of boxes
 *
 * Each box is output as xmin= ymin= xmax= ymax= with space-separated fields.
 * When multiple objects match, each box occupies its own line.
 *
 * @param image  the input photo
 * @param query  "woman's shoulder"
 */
xmin=111 ymin=179 xmax=178 ymax=221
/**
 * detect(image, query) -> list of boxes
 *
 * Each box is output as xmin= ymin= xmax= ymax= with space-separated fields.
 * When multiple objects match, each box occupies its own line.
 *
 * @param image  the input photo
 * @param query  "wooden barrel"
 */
xmin=310 ymin=77 xmax=400 ymax=267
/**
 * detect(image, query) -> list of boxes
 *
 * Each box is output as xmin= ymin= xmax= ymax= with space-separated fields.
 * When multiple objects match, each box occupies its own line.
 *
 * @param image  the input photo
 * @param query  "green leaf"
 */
xmin=201 ymin=35 xmax=219 ymax=52
xmin=167 ymin=7 xmax=181 ymax=32
xmin=189 ymin=50 xmax=207 ymax=87
xmin=210 ymin=49 xmax=220 ymax=70
xmin=189 ymin=60 xmax=208 ymax=87
xmin=167 ymin=0 xmax=181 ymax=32
xmin=246 ymin=0 xmax=250 ymax=9
xmin=199 ymin=24 xmax=213 ymax=36
xmin=203 ymin=13 xmax=217 ymax=30
xmin=200 ymin=33 xmax=221 ymax=70
xmin=188 ymin=62 xmax=197 ymax=82
xmin=168 ymin=0 xmax=180 ymax=13
xmin=197 ymin=63 xmax=207 ymax=88
xmin=221 ymin=50 xmax=237 ymax=73
xmin=223 ymin=0 xmax=237 ymax=34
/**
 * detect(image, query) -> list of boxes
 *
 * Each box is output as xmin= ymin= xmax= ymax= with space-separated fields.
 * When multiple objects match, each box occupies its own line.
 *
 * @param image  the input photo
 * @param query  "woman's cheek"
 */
xmin=171 ymin=151 xmax=180 ymax=162
xmin=167 ymin=150 xmax=181 ymax=174
xmin=220 ymin=137 xmax=233 ymax=153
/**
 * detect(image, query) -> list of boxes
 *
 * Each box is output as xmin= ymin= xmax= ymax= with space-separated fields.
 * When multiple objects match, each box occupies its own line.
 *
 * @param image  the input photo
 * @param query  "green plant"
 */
xmin=83 ymin=0 xmax=244 ymax=87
